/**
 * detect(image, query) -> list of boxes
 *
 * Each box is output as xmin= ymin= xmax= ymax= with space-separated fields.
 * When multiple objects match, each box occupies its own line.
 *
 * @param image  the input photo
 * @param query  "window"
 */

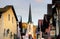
xmin=0 ymin=14 xmax=1 ymax=18
xmin=14 ymin=34 xmax=17 ymax=39
xmin=8 ymin=14 xmax=10 ymax=21
xmin=7 ymin=29 xmax=9 ymax=34
xmin=10 ymin=32 xmax=12 ymax=39
xmin=12 ymin=17 xmax=13 ymax=23
xmin=29 ymin=35 xmax=32 ymax=39
xmin=3 ymin=29 xmax=6 ymax=36
xmin=22 ymin=28 xmax=25 ymax=33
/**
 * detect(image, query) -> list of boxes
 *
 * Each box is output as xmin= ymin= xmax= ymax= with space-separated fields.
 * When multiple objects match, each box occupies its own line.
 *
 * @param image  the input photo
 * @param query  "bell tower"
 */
xmin=26 ymin=4 xmax=34 ymax=39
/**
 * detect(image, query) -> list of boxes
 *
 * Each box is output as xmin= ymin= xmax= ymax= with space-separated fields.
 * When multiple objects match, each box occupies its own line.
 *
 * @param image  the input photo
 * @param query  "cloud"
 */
xmin=34 ymin=0 xmax=43 ymax=3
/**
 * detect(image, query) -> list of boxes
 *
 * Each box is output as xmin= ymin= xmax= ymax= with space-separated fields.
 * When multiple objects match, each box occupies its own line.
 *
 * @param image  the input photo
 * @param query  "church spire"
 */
xmin=28 ymin=4 xmax=32 ymax=23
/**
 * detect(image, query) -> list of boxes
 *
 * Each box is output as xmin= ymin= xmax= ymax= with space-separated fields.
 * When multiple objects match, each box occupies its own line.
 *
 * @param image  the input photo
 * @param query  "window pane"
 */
xmin=8 ymin=14 xmax=10 ymax=21
xmin=12 ymin=17 xmax=13 ymax=23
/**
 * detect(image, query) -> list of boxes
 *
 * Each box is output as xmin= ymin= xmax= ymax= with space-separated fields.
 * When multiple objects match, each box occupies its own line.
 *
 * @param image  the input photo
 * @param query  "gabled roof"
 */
xmin=0 ymin=5 xmax=18 ymax=21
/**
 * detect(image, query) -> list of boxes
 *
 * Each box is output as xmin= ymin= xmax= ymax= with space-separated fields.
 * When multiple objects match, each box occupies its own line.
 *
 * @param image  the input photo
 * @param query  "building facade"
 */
xmin=47 ymin=0 xmax=60 ymax=38
xmin=37 ymin=19 xmax=43 ymax=39
xmin=21 ymin=22 xmax=37 ymax=39
xmin=0 ymin=5 xmax=18 ymax=39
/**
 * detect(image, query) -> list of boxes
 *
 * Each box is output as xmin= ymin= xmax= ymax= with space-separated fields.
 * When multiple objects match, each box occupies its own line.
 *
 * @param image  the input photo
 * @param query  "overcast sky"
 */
xmin=0 ymin=0 xmax=52 ymax=25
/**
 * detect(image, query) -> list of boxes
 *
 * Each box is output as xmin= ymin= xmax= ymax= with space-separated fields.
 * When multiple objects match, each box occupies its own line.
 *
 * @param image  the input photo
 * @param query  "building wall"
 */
xmin=22 ymin=22 xmax=28 ymax=36
xmin=56 ymin=6 xmax=60 ymax=35
xmin=28 ymin=23 xmax=33 ymax=35
xmin=22 ymin=22 xmax=28 ymax=29
xmin=0 ymin=15 xmax=4 ymax=39
xmin=22 ymin=22 xmax=37 ymax=39
xmin=47 ymin=4 xmax=52 ymax=15
xmin=2 ymin=8 xmax=17 ymax=39
xmin=0 ymin=18 xmax=1 ymax=26
xmin=33 ymin=26 xmax=37 ymax=39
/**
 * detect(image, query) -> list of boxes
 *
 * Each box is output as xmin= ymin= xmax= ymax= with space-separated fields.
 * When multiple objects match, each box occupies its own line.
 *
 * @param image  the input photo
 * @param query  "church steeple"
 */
xmin=28 ymin=4 xmax=32 ymax=23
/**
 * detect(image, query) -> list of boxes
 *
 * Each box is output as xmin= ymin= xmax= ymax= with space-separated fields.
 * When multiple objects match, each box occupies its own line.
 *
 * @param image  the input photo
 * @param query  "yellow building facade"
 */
xmin=0 ymin=5 xmax=18 ymax=39
xmin=22 ymin=22 xmax=28 ymax=29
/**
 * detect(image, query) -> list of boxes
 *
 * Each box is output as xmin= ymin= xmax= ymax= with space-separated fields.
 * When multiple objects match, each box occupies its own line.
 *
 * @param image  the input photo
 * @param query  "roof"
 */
xmin=28 ymin=4 xmax=32 ymax=23
xmin=47 ymin=4 xmax=52 ymax=15
xmin=52 ymin=0 xmax=60 ymax=4
xmin=0 ymin=5 xmax=18 ymax=21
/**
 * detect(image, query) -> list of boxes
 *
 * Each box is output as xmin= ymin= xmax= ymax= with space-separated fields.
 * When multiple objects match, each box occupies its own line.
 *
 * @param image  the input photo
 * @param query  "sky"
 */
xmin=0 ymin=0 xmax=52 ymax=25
